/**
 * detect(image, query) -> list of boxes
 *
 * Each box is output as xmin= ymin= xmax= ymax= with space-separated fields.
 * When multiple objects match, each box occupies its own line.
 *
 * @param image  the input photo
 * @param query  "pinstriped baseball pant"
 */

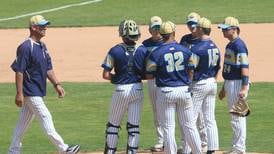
xmin=9 ymin=97 xmax=68 ymax=154
xmin=225 ymin=80 xmax=249 ymax=153
xmin=192 ymin=78 xmax=219 ymax=151
xmin=157 ymin=86 xmax=202 ymax=154
xmin=147 ymin=79 xmax=164 ymax=145
xmin=106 ymin=83 xmax=144 ymax=152
xmin=181 ymin=103 xmax=207 ymax=153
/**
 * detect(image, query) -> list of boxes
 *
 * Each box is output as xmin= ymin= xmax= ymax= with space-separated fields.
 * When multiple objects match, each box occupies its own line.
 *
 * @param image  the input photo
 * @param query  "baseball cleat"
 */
xmin=202 ymin=145 xmax=208 ymax=153
xmin=66 ymin=144 xmax=80 ymax=154
xmin=206 ymin=150 xmax=215 ymax=154
xmin=150 ymin=143 xmax=164 ymax=152
xmin=223 ymin=149 xmax=245 ymax=154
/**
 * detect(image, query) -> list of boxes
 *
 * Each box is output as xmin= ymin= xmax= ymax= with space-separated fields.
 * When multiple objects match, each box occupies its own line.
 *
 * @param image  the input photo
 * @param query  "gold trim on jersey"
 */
xmin=146 ymin=59 xmax=156 ymax=72
xmin=224 ymin=49 xmax=248 ymax=66
xmin=224 ymin=49 xmax=236 ymax=64
xmin=236 ymin=53 xmax=248 ymax=65
xmin=103 ymin=54 xmax=114 ymax=69
xmin=189 ymin=53 xmax=199 ymax=68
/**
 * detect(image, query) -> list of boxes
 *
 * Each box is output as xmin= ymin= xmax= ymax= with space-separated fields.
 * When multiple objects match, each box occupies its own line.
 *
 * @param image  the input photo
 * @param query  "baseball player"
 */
xmin=179 ymin=12 xmax=208 ymax=153
xmin=102 ymin=19 xmax=146 ymax=154
xmin=9 ymin=15 xmax=80 ymax=154
xmin=142 ymin=16 xmax=164 ymax=152
xmin=190 ymin=17 xmax=220 ymax=154
xmin=180 ymin=12 xmax=201 ymax=48
xmin=218 ymin=17 xmax=250 ymax=154
xmin=146 ymin=21 xmax=202 ymax=154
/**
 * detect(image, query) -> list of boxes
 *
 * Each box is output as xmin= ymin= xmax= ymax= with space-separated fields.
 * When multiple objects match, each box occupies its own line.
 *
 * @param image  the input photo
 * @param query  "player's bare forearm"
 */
xmin=241 ymin=68 xmax=249 ymax=77
xmin=218 ymin=84 xmax=226 ymax=100
xmin=15 ymin=72 xmax=24 ymax=94
xmin=215 ymin=65 xmax=221 ymax=80
xmin=145 ymin=74 xmax=154 ymax=79
xmin=214 ymin=72 xmax=219 ymax=80
xmin=15 ymin=72 xmax=24 ymax=107
xmin=47 ymin=69 xmax=65 ymax=97
xmin=47 ymin=69 xmax=60 ymax=85
xmin=187 ymin=70 xmax=194 ymax=81
xmin=102 ymin=70 xmax=113 ymax=80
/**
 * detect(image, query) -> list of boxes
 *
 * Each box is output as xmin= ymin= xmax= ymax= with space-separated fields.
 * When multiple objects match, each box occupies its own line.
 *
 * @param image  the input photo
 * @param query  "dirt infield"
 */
xmin=0 ymin=23 xmax=274 ymax=83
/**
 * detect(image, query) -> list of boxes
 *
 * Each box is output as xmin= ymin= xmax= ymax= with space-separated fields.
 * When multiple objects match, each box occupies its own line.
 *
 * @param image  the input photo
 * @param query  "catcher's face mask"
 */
xmin=119 ymin=20 xmax=140 ymax=39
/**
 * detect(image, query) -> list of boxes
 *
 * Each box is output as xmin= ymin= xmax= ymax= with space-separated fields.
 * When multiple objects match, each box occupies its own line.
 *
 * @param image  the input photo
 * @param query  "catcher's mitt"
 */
xmin=229 ymin=98 xmax=251 ymax=117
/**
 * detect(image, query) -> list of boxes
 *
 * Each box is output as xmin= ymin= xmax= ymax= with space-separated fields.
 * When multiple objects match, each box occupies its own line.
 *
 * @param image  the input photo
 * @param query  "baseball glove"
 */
xmin=229 ymin=98 xmax=251 ymax=117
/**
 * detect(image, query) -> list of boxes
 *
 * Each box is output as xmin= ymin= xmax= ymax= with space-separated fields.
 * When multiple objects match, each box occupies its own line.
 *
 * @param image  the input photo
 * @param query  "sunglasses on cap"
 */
xmin=221 ymin=26 xmax=238 ymax=31
xmin=187 ymin=22 xmax=197 ymax=28
xmin=150 ymin=25 xmax=160 ymax=30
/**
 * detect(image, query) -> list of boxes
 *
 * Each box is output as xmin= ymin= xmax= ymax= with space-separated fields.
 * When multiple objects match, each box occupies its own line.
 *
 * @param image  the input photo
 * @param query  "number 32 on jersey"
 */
xmin=164 ymin=52 xmax=184 ymax=72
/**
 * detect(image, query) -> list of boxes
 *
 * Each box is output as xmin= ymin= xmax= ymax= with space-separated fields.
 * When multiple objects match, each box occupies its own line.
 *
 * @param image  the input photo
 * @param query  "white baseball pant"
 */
xmin=181 ymin=108 xmax=207 ymax=153
xmin=224 ymin=80 xmax=249 ymax=153
xmin=147 ymin=79 xmax=164 ymax=145
xmin=157 ymin=86 xmax=202 ymax=154
xmin=105 ymin=83 xmax=144 ymax=154
xmin=192 ymin=77 xmax=219 ymax=151
xmin=9 ymin=96 xmax=68 ymax=154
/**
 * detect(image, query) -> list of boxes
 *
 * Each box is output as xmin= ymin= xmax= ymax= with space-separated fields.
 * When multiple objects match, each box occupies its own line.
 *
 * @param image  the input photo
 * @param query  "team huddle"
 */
xmin=7 ymin=13 xmax=249 ymax=154
xmin=102 ymin=13 xmax=250 ymax=154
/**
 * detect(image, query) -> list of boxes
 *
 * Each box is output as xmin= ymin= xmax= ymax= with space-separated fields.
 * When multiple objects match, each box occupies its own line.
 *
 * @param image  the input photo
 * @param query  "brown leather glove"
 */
xmin=229 ymin=98 xmax=251 ymax=117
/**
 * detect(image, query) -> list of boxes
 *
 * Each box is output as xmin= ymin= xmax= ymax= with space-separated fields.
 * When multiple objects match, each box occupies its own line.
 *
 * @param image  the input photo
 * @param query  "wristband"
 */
xmin=241 ymin=76 xmax=249 ymax=86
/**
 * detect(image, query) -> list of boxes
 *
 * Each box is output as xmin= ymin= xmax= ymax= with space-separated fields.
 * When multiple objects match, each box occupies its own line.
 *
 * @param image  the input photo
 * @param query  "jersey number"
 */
xmin=164 ymin=52 xmax=184 ymax=72
xmin=223 ymin=64 xmax=231 ymax=73
xmin=208 ymin=48 xmax=219 ymax=67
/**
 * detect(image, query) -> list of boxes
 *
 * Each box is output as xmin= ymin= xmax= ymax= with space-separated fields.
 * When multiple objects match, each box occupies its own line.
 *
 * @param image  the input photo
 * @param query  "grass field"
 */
xmin=0 ymin=0 xmax=274 ymax=28
xmin=0 ymin=0 xmax=274 ymax=153
xmin=0 ymin=82 xmax=274 ymax=153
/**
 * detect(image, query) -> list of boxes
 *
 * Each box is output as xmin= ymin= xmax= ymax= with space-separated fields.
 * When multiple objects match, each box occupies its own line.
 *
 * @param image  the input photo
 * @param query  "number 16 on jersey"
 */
xmin=208 ymin=48 xmax=220 ymax=67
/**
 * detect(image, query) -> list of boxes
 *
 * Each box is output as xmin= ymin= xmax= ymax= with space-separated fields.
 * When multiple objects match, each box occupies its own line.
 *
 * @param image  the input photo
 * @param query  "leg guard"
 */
xmin=126 ymin=122 xmax=140 ymax=154
xmin=126 ymin=144 xmax=138 ymax=154
xmin=104 ymin=122 xmax=121 ymax=154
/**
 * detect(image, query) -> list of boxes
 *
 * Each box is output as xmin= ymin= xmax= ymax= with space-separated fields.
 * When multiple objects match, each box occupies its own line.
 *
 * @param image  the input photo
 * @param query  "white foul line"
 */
xmin=0 ymin=0 xmax=102 ymax=22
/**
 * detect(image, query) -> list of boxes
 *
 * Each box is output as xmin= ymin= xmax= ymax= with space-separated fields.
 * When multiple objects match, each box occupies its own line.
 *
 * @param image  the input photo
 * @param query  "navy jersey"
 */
xmin=179 ymin=34 xmax=200 ymax=49
xmin=191 ymin=39 xmax=221 ymax=81
xmin=142 ymin=37 xmax=164 ymax=54
xmin=11 ymin=38 xmax=53 ymax=97
xmin=146 ymin=41 xmax=199 ymax=87
xmin=222 ymin=37 xmax=249 ymax=80
xmin=135 ymin=37 xmax=164 ymax=77
xmin=101 ymin=43 xmax=147 ymax=84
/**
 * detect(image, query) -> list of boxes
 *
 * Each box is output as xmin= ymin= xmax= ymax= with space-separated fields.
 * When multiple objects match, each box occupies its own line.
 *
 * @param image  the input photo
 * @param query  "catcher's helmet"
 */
xmin=119 ymin=20 xmax=140 ymax=41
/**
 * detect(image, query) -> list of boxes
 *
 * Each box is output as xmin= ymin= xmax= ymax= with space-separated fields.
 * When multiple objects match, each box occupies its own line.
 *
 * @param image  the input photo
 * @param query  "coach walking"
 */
xmin=8 ymin=15 xmax=80 ymax=154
